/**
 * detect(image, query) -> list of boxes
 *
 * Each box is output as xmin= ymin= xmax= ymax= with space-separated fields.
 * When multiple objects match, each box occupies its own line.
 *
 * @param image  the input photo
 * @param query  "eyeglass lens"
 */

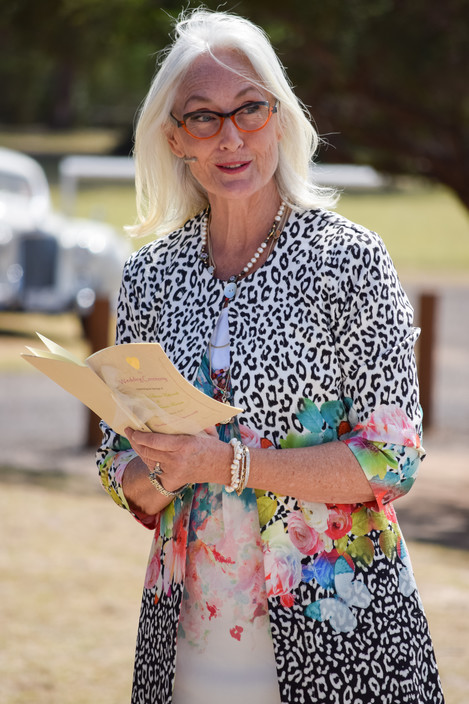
xmin=184 ymin=102 xmax=271 ymax=138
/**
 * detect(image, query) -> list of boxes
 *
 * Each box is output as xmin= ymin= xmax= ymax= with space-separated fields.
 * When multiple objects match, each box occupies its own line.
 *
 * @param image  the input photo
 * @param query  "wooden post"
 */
xmin=417 ymin=293 xmax=437 ymax=429
xmin=80 ymin=297 xmax=111 ymax=447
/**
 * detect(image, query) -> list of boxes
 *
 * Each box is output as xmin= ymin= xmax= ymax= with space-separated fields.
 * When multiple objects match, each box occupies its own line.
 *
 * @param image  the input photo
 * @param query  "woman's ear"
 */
xmin=275 ymin=103 xmax=283 ymax=142
xmin=166 ymin=126 xmax=185 ymax=158
xmin=276 ymin=116 xmax=283 ymax=143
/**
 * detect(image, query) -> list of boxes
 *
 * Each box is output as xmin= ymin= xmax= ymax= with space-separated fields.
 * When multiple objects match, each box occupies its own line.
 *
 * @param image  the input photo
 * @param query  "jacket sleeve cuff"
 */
xmin=342 ymin=404 xmax=425 ymax=510
xmin=99 ymin=448 xmax=136 ymax=513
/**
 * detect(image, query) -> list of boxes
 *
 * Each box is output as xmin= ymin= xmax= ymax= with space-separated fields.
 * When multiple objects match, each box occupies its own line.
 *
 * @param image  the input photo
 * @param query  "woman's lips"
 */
xmin=216 ymin=161 xmax=250 ymax=173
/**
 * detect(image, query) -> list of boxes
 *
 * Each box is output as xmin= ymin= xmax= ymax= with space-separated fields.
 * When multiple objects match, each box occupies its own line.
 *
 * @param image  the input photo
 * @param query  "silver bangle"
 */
xmin=148 ymin=470 xmax=189 ymax=499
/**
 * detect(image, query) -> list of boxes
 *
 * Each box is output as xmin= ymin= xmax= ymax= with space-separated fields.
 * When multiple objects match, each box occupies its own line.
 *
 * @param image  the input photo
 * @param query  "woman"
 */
xmin=97 ymin=9 xmax=444 ymax=704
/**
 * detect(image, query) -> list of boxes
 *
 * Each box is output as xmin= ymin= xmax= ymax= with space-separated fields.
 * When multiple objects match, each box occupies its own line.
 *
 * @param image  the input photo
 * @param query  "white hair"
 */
xmin=129 ymin=8 xmax=337 ymax=238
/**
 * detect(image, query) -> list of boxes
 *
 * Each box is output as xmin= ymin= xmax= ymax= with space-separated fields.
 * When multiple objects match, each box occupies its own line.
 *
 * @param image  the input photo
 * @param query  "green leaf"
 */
xmin=371 ymin=510 xmax=390 ymax=532
xmin=257 ymin=496 xmax=278 ymax=527
xmin=161 ymin=501 xmax=175 ymax=538
xmin=261 ymin=519 xmax=286 ymax=544
xmin=335 ymin=536 xmax=349 ymax=554
xmin=351 ymin=507 xmax=370 ymax=536
xmin=347 ymin=536 xmax=375 ymax=567
xmin=379 ymin=530 xmax=398 ymax=559
xmin=280 ymin=432 xmax=316 ymax=448
xmin=380 ymin=448 xmax=399 ymax=470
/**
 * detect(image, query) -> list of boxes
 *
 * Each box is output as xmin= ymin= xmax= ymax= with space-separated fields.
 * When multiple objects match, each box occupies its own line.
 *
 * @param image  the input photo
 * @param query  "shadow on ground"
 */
xmin=397 ymin=501 xmax=469 ymax=552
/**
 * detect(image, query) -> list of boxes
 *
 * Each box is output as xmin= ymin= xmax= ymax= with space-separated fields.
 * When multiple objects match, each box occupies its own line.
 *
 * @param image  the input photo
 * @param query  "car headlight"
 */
xmin=7 ymin=263 xmax=23 ymax=284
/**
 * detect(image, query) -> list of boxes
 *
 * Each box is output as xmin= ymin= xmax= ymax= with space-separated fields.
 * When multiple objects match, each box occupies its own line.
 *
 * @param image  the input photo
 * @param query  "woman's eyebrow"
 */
xmin=183 ymin=86 xmax=262 ymax=112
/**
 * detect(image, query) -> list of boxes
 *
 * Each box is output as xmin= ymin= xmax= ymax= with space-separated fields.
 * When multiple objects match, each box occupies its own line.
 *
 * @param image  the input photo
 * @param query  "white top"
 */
xmin=209 ymin=306 xmax=230 ymax=370
xmin=172 ymin=310 xmax=281 ymax=704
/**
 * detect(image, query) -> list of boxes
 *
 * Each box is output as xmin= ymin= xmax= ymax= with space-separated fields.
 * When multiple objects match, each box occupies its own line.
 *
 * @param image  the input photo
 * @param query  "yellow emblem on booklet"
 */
xmin=126 ymin=356 xmax=141 ymax=371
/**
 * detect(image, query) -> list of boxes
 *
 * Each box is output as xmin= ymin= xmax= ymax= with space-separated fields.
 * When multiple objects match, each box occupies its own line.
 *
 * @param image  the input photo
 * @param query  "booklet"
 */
xmin=22 ymin=334 xmax=243 ymax=436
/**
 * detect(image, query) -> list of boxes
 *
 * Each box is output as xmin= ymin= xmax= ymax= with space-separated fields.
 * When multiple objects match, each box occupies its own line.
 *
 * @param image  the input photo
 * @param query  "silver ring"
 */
xmin=153 ymin=461 xmax=163 ymax=475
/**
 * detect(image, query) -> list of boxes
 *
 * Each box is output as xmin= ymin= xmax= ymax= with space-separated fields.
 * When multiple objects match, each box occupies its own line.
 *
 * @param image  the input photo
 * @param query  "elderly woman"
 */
xmin=97 ymin=9 xmax=444 ymax=704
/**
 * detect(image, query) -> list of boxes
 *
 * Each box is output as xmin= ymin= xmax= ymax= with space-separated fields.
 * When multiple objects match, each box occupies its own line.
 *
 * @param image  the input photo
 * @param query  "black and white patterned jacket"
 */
xmin=97 ymin=208 xmax=443 ymax=704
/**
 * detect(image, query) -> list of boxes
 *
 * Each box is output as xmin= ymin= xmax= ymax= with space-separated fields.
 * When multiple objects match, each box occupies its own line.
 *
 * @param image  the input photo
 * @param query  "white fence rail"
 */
xmin=59 ymin=155 xmax=135 ymax=214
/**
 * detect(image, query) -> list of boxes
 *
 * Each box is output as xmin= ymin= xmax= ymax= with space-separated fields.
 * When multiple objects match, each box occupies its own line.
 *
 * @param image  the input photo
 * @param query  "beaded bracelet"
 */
xmin=225 ymin=438 xmax=243 ymax=493
xmin=225 ymin=438 xmax=251 ymax=496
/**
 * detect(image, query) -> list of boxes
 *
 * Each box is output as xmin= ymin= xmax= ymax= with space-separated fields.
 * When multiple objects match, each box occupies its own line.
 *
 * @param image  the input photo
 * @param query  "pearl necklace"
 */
xmin=199 ymin=200 xmax=289 ymax=302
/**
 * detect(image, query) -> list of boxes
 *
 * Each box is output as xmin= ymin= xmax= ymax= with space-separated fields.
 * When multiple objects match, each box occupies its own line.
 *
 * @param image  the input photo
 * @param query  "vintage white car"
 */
xmin=0 ymin=147 xmax=129 ymax=313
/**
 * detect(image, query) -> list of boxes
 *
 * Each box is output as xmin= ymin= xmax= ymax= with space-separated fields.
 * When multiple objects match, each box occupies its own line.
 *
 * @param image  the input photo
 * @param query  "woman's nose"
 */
xmin=218 ymin=117 xmax=244 ymax=150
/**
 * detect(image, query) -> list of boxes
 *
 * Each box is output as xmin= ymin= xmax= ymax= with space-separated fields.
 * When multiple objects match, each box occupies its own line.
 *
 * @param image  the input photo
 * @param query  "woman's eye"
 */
xmin=188 ymin=112 xmax=217 ymax=124
xmin=241 ymin=103 xmax=262 ymax=115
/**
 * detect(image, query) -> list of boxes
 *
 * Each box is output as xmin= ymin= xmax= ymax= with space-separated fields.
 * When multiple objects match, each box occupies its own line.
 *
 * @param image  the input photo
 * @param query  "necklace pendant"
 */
xmin=224 ymin=280 xmax=237 ymax=299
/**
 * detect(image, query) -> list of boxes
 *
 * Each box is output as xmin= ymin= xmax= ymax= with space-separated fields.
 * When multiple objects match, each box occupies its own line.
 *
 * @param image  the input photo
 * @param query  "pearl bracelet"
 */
xmin=225 ymin=438 xmax=242 ymax=493
xmin=225 ymin=438 xmax=250 ymax=496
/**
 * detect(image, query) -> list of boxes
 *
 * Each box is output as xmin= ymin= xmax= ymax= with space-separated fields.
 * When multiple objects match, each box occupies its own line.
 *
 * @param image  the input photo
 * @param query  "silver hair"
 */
xmin=128 ymin=8 xmax=337 ymax=238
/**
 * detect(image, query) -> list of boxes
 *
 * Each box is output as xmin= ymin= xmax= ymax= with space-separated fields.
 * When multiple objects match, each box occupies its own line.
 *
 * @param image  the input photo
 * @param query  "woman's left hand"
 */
xmin=124 ymin=426 xmax=231 ymax=493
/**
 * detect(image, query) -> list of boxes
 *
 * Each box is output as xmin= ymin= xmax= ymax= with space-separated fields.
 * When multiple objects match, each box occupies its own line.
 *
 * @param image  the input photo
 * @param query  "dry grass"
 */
xmin=409 ymin=543 xmax=469 ymax=703
xmin=0 ymin=310 xmax=117 ymax=374
xmin=0 ymin=312 xmax=90 ymax=372
xmin=0 ymin=475 xmax=467 ymax=704
xmin=0 ymin=477 xmax=151 ymax=704
xmin=0 ymin=128 xmax=123 ymax=155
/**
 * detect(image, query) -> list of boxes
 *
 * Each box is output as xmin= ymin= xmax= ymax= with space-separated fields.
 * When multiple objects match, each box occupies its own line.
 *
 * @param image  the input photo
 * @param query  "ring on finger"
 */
xmin=152 ymin=461 xmax=163 ymax=475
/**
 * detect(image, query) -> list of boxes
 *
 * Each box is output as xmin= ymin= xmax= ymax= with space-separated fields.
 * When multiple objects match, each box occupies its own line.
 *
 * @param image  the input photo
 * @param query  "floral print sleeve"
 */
xmin=343 ymin=405 xmax=424 ymax=509
xmin=98 ymin=427 xmax=135 ymax=512
xmin=97 ymin=421 xmax=161 ymax=528
xmin=329 ymin=233 xmax=424 ymax=508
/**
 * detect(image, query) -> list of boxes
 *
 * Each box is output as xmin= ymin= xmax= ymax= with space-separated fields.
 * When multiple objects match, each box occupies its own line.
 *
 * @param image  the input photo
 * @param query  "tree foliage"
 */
xmin=1 ymin=0 xmax=468 ymax=208
xmin=0 ymin=0 xmax=181 ymax=126
xmin=241 ymin=0 xmax=469 ymax=207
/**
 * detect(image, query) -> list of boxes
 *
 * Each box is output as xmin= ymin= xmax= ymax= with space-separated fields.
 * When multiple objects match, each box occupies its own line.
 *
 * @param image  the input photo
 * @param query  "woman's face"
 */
xmin=167 ymin=51 xmax=282 ymax=207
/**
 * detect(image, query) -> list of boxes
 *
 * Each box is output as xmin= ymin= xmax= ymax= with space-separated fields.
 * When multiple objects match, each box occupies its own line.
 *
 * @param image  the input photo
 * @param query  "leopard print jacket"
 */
xmin=97 ymin=208 xmax=443 ymax=703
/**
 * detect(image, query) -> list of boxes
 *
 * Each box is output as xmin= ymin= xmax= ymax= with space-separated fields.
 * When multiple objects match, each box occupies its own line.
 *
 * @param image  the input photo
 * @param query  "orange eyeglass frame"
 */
xmin=170 ymin=101 xmax=278 ymax=139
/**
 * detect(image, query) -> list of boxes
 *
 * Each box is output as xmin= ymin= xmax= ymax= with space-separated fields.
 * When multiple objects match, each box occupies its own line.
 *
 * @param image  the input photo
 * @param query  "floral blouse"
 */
xmin=97 ymin=208 xmax=443 ymax=704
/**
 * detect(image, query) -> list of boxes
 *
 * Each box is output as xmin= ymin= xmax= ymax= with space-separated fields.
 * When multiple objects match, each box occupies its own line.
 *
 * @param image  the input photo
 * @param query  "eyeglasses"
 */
xmin=170 ymin=100 xmax=278 ymax=140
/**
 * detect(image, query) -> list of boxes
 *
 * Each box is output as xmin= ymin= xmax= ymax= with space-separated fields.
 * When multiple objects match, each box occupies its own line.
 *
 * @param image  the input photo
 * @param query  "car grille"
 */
xmin=19 ymin=233 xmax=58 ymax=288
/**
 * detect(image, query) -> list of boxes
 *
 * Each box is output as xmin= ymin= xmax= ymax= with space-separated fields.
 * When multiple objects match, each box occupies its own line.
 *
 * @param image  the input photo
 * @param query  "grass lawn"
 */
xmin=47 ymin=181 xmax=469 ymax=280
xmin=2 ymin=126 xmax=468 ymax=277
xmin=339 ymin=184 xmax=469 ymax=277
xmin=0 ymin=476 xmax=467 ymax=704
xmin=0 ymin=312 xmax=92 ymax=373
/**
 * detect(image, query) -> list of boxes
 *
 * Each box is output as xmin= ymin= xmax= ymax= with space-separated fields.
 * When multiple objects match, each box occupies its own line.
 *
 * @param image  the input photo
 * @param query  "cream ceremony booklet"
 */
xmin=22 ymin=334 xmax=242 ymax=436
